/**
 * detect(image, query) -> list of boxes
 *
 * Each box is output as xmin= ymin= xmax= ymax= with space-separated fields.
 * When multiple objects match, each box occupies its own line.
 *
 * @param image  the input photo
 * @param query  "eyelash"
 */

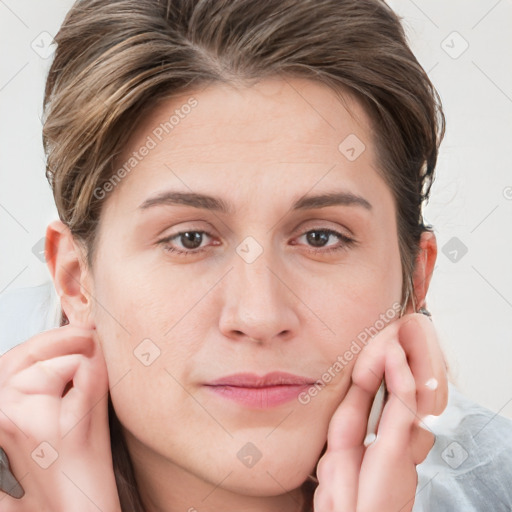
xmin=158 ymin=228 xmax=356 ymax=257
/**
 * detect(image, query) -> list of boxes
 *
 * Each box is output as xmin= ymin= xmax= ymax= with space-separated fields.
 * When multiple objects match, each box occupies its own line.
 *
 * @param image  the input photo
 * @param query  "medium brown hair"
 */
xmin=43 ymin=0 xmax=445 ymax=509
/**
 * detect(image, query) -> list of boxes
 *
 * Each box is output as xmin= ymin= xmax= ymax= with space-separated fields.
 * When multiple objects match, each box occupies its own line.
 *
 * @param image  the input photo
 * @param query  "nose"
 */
xmin=218 ymin=242 xmax=300 ymax=345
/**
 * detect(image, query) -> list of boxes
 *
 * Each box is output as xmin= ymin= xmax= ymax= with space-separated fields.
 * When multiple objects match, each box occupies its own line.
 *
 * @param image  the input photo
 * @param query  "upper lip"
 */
xmin=206 ymin=371 xmax=316 ymax=388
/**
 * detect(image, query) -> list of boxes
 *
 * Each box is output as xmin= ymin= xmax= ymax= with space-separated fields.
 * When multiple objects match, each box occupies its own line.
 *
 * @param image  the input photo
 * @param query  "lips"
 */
xmin=204 ymin=371 xmax=316 ymax=409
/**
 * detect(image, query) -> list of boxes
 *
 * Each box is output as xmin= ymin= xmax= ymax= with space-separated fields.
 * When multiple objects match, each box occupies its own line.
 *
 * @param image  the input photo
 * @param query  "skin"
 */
xmin=0 ymin=77 xmax=447 ymax=512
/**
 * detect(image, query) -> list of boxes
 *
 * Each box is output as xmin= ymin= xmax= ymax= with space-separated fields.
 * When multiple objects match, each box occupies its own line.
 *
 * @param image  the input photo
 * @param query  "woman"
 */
xmin=0 ymin=0 xmax=509 ymax=510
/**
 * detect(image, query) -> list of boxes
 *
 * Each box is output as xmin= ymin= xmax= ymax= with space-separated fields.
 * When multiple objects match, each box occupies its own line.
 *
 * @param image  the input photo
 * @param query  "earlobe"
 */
xmin=45 ymin=220 xmax=94 ymax=328
xmin=412 ymin=230 xmax=437 ymax=310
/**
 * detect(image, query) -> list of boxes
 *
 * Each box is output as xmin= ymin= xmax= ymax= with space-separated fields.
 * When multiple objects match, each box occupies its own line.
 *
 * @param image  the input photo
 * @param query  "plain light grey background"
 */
xmin=1 ymin=1 xmax=511 ymax=418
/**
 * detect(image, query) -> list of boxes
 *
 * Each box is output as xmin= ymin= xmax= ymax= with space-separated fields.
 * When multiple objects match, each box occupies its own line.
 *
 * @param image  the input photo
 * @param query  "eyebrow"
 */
xmin=138 ymin=190 xmax=372 ymax=214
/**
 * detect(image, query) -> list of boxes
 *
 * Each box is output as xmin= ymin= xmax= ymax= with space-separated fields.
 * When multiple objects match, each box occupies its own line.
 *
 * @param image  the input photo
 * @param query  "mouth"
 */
xmin=204 ymin=371 xmax=316 ymax=409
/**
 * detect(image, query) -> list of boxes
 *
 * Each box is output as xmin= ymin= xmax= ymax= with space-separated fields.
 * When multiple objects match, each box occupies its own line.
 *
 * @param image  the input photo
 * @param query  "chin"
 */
xmin=210 ymin=428 xmax=324 ymax=496
xmin=212 ymin=453 xmax=317 ymax=497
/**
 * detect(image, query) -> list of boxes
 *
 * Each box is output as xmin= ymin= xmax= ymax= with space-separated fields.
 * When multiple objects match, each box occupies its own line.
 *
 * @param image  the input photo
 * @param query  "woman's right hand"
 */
xmin=0 ymin=324 xmax=121 ymax=512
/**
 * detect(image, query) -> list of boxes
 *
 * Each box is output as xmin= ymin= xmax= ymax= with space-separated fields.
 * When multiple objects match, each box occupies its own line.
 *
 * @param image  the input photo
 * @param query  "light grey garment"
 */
xmin=413 ymin=383 xmax=512 ymax=511
xmin=1 ymin=281 xmax=512 ymax=510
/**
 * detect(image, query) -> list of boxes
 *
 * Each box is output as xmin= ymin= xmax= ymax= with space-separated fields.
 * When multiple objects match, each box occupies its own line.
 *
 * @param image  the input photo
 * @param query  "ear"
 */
xmin=412 ymin=230 xmax=437 ymax=310
xmin=45 ymin=219 xmax=95 ymax=329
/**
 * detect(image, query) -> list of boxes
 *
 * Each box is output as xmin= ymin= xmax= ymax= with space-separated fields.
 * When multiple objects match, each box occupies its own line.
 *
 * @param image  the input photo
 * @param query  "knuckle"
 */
xmin=313 ymin=487 xmax=335 ymax=512
xmin=401 ymin=377 xmax=417 ymax=404
xmin=315 ymin=454 xmax=330 ymax=482
xmin=351 ymin=364 xmax=378 ymax=393
xmin=315 ymin=451 xmax=339 ymax=484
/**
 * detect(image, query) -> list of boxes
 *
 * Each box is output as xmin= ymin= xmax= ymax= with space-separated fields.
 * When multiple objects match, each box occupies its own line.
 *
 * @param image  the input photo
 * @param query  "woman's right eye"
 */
xmin=158 ymin=230 xmax=214 ymax=256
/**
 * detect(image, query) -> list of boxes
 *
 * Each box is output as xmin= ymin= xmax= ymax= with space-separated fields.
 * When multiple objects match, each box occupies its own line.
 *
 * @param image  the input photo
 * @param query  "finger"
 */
xmin=359 ymin=312 xmax=447 ymax=419
xmin=327 ymin=380 xmax=376 ymax=451
xmin=0 ymin=325 xmax=95 ymax=378
xmin=332 ymin=322 xmax=406 ymax=446
xmin=7 ymin=354 xmax=83 ymax=397
xmin=357 ymin=343 xmax=419 ymax=512
xmin=398 ymin=314 xmax=448 ymax=417
xmin=316 ymin=340 xmax=397 ymax=512
xmin=374 ymin=342 xmax=417 ymax=447
xmin=66 ymin=329 xmax=108 ymax=400
xmin=316 ymin=381 xmax=372 ymax=512
xmin=60 ymin=345 xmax=110 ymax=438
xmin=350 ymin=335 xmax=394 ymax=398
xmin=0 ymin=493 xmax=25 ymax=511
xmin=313 ymin=449 xmax=361 ymax=512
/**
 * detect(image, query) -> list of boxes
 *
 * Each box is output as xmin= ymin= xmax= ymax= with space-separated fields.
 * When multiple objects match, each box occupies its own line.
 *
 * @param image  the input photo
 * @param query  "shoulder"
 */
xmin=413 ymin=382 xmax=512 ymax=511
xmin=0 ymin=280 xmax=62 ymax=354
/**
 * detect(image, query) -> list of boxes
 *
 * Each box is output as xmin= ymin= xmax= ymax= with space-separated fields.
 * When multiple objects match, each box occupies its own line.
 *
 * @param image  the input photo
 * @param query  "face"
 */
xmin=83 ymin=77 xmax=403 ymax=497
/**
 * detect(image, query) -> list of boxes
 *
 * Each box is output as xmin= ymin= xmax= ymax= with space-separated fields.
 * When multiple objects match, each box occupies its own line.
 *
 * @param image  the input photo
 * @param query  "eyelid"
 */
xmin=290 ymin=218 xmax=357 ymax=244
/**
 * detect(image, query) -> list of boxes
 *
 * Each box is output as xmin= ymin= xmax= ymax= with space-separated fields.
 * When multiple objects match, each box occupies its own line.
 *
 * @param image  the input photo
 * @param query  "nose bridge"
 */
xmin=219 ymin=236 xmax=298 ymax=342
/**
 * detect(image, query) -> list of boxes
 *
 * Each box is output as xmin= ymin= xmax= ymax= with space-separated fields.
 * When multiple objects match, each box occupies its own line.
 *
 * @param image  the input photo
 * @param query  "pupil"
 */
xmin=182 ymin=232 xmax=202 ymax=249
xmin=307 ymin=231 xmax=328 ymax=247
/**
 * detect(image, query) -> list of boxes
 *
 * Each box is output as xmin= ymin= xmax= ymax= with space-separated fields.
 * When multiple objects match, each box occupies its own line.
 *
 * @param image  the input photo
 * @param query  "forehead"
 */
xmin=135 ymin=78 xmax=373 ymax=151
xmin=105 ymin=77 xmax=385 ymax=214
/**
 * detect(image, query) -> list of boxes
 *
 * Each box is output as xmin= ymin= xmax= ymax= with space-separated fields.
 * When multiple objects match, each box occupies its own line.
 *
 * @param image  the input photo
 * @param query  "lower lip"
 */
xmin=205 ymin=384 xmax=310 ymax=409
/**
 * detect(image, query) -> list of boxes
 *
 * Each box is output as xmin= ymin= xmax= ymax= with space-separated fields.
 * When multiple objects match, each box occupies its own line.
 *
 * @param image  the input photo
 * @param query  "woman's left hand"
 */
xmin=313 ymin=313 xmax=448 ymax=512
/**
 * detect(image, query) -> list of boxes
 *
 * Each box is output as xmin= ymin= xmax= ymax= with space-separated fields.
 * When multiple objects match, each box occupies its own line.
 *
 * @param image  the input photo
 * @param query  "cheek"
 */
xmin=92 ymin=248 xmax=185 ymax=341
xmin=89 ymin=255 xmax=200 ymax=419
xmin=304 ymin=256 xmax=402 ymax=333
xmin=92 ymin=296 xmax=191 ymax=444
xmin=296 ymin=243 xmax=403 ymax=390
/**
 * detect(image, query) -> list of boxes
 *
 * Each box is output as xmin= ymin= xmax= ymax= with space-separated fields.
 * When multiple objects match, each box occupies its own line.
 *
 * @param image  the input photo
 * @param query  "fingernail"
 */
xmin=363 ymin=433 xmax=377 ymax=447
xmin=425 ymin=377 xmax=438 ymax=390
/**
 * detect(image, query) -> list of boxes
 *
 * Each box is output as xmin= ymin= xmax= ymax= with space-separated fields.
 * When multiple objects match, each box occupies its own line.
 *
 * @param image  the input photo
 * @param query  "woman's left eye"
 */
xmin=158 ymin=228 xmax=355 ymax=256
xmin=293 ymin=228 xmax=356 ymax=254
